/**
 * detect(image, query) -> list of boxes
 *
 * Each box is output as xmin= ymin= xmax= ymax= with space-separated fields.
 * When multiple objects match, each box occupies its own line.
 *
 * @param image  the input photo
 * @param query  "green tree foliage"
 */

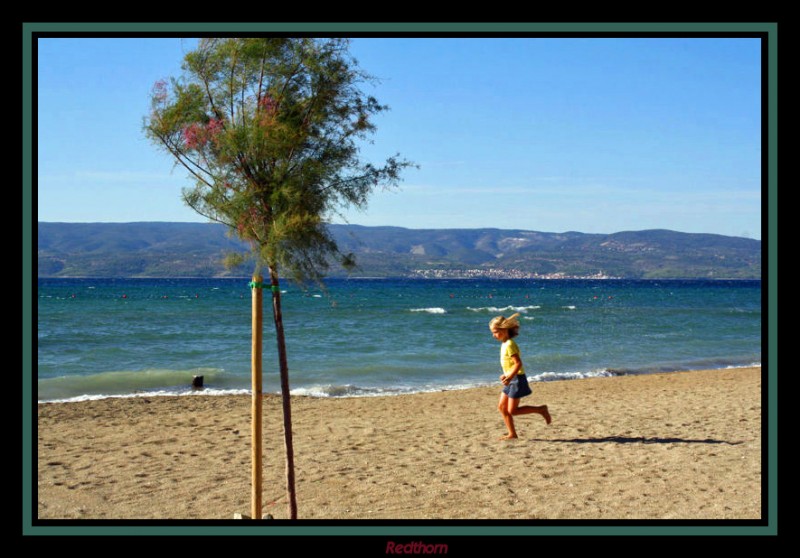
xmin=145 ymin=38 xmax=410 ymax=282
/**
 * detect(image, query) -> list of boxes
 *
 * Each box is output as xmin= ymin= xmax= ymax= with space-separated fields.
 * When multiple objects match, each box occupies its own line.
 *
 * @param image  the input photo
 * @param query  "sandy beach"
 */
xmin=36 ymin=367 xmax=762 ymax=520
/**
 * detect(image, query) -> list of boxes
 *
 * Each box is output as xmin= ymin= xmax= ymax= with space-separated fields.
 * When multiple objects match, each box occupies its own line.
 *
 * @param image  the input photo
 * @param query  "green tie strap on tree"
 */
xmin=145 ymin=38 xmax=412 ymax=520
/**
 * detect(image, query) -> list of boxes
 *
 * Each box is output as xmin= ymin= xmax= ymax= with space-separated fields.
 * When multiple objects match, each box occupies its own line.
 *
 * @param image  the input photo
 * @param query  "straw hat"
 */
xmin=489 ymin=313 xmax=521 ymax=330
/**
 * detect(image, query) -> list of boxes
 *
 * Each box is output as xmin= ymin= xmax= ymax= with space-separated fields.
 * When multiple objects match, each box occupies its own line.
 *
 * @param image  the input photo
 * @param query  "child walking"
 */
xmin=489 ymin=313 xmax=551 ymax=440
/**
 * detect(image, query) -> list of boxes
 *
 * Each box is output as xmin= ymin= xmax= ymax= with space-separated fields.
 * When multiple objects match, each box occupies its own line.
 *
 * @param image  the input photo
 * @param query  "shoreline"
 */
xmin=37 ymin=366 xmax=762 ymax=520
xmin=38 ymin=363 xmax=761 ymax=404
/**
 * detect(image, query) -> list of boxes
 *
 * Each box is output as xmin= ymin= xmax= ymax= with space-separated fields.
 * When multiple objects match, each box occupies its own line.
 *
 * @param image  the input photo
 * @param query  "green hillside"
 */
xmin=37 ymin=222 xmax=761 ymax=279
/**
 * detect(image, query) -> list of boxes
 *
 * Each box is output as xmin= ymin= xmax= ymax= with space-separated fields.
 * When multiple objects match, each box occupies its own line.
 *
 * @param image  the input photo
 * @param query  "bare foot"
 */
xmin=499 ymin=434 xmax=518 ymax=441
xmin=542 ymin=406 xmax=552 ymax=425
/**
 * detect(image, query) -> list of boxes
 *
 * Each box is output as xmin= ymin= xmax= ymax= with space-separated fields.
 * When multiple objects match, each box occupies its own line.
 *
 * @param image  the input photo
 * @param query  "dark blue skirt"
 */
xmin=503 ymin=374 xmax=532 ymax=399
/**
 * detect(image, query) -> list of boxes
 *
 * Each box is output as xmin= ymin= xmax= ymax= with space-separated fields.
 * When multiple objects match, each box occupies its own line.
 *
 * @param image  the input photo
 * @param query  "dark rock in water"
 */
xmin=192 ymin=375 xmax=204 ymax=389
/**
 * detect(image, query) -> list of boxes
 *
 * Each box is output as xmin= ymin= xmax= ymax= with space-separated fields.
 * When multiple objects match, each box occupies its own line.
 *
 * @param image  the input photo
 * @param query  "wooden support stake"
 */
xmin=251 ymin=275 xmax=263 ymax=519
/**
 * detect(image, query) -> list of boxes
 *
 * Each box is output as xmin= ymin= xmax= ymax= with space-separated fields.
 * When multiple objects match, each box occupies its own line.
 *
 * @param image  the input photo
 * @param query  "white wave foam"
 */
xmin=562 ymin=305 xmax=577 ymax=310
xmin=532 ymin=369 xmax=615 ymax=382
xmin=410 ymin=307 xmax=447 ymax=314
xmin=291 ymin=381 xmax=489 ymax=398
xmin=291 ymin=384 xmax=378 ymax=398
xmin=467 ymin=305 xmax=540 ymax=313
xmin=44 ymin=382 xmax=493 ymax=402
xmin=40 ymin=387 xmax=251 ymax=404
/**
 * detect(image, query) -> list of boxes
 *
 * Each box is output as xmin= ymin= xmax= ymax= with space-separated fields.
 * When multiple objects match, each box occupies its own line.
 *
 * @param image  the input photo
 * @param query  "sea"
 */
xmin=36 ymin=278 xmax=762 ymax=403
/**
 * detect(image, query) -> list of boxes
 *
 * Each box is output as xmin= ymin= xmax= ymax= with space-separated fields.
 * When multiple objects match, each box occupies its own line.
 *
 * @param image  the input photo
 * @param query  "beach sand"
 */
xmin=36 ymin=367 xmax=762 ymax=520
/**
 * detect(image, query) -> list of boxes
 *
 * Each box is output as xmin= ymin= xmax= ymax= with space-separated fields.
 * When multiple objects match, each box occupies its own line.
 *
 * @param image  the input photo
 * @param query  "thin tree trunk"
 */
xmin=268 ymin=266 xmax=298 ymax=519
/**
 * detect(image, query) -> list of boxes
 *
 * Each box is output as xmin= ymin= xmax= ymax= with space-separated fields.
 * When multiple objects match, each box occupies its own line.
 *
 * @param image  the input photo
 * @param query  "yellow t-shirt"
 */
xmin=500 ymin=339 xmax=525 ymax=376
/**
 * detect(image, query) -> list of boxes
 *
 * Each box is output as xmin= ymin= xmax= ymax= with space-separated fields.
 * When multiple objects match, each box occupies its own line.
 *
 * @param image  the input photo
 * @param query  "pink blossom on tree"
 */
xmin=206 ymin=118 xmax=224 ymax=141
xmin=152 ymin=79 xmax=168 ymax=104
xmin=258 ymin=94 xmax=277 ymax=113
xmin=182 ymin=123 xmax=206 ymax=149
xmin=258 ymin=94 xmax=278 ymax=127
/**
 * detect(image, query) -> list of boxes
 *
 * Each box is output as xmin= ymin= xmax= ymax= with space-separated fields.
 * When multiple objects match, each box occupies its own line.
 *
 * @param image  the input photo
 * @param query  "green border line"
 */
xmin=17 ymin=524 xmax=777 ymax=536
xmin=24 ymin=21 xmax=776 ymax=33
xmin=24 ymin=21 xmax=777 ymax=537
xmin=22 ymin=23 xmax=34 ymax=536
xmin=766 ymin=23 xmax=778 ymax=536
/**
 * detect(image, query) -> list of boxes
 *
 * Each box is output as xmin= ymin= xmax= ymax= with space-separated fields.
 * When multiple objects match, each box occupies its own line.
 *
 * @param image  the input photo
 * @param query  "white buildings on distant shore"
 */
xmin=408 ymin=268 xmax=619 ymax=280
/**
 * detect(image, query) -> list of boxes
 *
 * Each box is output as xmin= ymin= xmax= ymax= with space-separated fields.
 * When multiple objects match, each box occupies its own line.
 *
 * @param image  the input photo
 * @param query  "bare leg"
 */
xmin=508 ymin=398 xmax=552 ymax=425
xmin=497 ymin=393 xmax=517 ymax=439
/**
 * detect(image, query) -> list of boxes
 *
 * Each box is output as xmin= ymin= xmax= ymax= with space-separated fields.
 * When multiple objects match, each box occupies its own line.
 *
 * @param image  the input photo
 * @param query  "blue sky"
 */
xmin=36 ymin=37 xmax=762 ymax=239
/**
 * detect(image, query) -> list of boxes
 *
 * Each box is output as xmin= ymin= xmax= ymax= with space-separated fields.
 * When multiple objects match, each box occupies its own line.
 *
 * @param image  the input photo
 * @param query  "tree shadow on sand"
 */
xmin=528 ymin=436 xmax=742 ymax=445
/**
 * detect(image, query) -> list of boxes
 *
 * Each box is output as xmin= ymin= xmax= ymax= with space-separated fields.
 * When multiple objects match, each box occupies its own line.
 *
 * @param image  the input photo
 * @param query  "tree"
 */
xmin=145 ymin=37 xmax=411 ymax=519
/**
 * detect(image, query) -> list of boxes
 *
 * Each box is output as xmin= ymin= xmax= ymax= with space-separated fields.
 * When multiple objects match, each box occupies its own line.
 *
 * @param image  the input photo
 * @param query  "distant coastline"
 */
xmin=37 ymin=222 xmax=761 ymax=280
xmin=409 ymin=269 xmax=620 ymax=280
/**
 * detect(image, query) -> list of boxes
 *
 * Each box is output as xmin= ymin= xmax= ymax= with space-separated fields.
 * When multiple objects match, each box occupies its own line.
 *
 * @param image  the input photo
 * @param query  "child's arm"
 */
xmin=501 ymin=354 xmax=522 ymax=385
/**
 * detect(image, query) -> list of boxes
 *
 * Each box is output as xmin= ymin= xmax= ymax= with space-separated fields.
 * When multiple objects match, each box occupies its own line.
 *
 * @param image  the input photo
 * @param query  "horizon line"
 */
xmin=36 ymin=220 xmax=761 ymax=241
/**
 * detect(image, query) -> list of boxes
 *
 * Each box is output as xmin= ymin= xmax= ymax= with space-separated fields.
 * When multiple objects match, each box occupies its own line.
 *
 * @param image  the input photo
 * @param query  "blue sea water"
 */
xmin=36 ymin=278 xmax=762 ymax=402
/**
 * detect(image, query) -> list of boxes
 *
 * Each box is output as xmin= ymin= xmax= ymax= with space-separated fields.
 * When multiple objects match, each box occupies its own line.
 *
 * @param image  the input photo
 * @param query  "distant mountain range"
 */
xmin=37 ymin=222 xmax=761 ymax=279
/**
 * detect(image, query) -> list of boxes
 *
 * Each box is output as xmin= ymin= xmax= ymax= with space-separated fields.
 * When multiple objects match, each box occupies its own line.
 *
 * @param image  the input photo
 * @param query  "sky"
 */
xmin=36 ymin=36 xmax=763 ymax=239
